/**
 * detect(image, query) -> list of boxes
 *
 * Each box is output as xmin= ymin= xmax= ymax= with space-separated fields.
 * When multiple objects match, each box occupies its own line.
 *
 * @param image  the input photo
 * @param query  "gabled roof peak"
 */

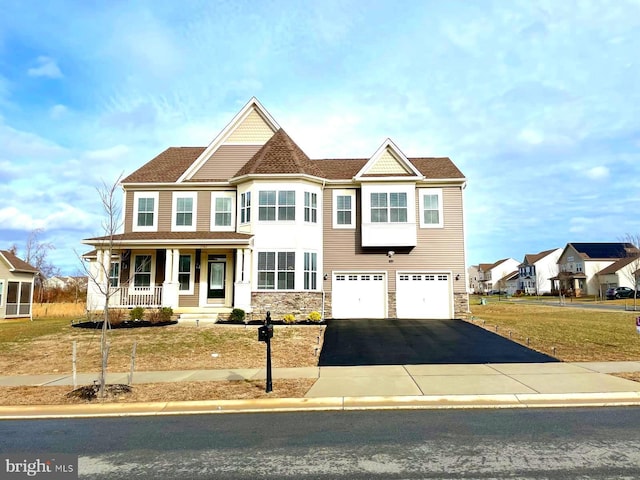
xmin=354 ymin=138 xmax=423 ymax=180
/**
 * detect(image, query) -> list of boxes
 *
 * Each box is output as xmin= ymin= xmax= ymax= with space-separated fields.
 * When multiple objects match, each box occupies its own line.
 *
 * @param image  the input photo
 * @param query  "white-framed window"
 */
xmin=133 ymin=254 xmax=152 ymax=288
xmin=258 ymin=190 xmax=295 ymax=221
xmin=419 ymin=188 xmax=444 ymax=228
xmin=304 ymin=252 xmax=317 ymax=290
xmin=333 ymin=190 xmax=355 ymax=228
xmin=240 ymin=192 xmax=251 ymax=224
xmin=211 ymin=192 xmax=234 ymax=230
xmin=172 ymin=192 xmax=197 ymax=231
xmin=304 ymin=192 xmax=317 ymax=223
xmin=370 ymin=192 xmax=407 ymax=223
xmin=178 ymin=254 xmax=194 ymax=294
xmin=109 ymin=261 xmax=120 ymax=288
xmin=257 ymin=251 xmax=295 ymax=290
xmin=133 ymin=192 xmax=159 ymax=232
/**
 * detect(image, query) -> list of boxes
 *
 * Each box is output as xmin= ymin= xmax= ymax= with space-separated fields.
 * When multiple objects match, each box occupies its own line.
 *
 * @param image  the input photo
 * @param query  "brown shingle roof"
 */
xmin=597 ymin=255 xmax=640 ymax=275
xmin=123 ymin=147 xmax=205 ymax=183
xmin=0 ymin=250 xmax=38 ymax=273
xmin=84 ymin=231 xmax=252 ymax=245
xmin=121 ymin=141 xmax=465 ymax=184
xmin=234 ymin=129 xmax=326 ymax=178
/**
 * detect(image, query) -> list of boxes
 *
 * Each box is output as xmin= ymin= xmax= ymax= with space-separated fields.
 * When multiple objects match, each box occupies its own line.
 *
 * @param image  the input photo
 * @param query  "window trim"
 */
xmin=0 ymin=279 xmax=4 ymax=307
xmin=210 ymin=192 xmax=235 ymax=231
xmin=178 ymin=253 xmax=194 ymax=295
xmin=257 ymin=251 xmax=296 ymax=291
xmin=172 ymin=192 xmax=197 ymax=232
xmin=240 ymin=191 xmax=251 ymax=224
xmin=304 ymin=192 xmax=317 ymax=223
xmin=133 ymin=192 xmax=159 ymax=232
xmin=109 ymin=261 xmax=120 ymax=288
xmin=332 ymin=189 xmax=356 ymax=229
xmin=258 ymin=190 xmax=296 ymax=222
xmin=131 ymin=254 xmax=154 ymax=291
xmin=419 ymin=188 xmax=444 ymax=228
xmin=304 ymin=252 xmax=317 ymax=290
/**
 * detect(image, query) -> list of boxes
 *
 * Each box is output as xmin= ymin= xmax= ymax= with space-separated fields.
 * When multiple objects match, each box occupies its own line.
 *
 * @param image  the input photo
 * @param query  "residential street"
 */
xmin=2 ymin=408 xmax=640 ymax=479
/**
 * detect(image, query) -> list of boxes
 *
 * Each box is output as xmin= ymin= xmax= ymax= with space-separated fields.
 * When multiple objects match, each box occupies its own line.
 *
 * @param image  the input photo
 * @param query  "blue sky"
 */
xmin=1 ymin=0 xmax=639 ymax=274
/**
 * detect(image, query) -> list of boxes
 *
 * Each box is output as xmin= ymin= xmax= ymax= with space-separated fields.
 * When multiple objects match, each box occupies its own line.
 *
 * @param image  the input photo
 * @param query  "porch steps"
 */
xmin=178 ymin=313 xmax=219 ymax=324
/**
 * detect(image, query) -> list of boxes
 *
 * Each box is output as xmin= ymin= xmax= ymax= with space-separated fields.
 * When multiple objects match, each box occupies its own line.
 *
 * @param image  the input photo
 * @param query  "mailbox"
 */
xmin=258 ymin=324 xmax=273 ymax=342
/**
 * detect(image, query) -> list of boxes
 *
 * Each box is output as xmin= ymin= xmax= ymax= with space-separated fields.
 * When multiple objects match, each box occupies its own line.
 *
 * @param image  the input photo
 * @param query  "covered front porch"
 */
xmin=84 ymin=232 xmax=254 ymax=315
xmin=551 ymin=271 xmax=586 ymax=297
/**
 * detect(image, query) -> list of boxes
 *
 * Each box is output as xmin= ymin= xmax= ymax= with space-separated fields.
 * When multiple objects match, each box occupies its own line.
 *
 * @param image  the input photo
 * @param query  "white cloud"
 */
xmin=27 ymin=56 xmax=63 ymax=78
xmin=49 ymin=104 xmax=68 ymax=119
xmin=584 ymin=166 xmax=610 ymax=179
xmin=85 ymin=145 xmax=130 ymax=161
xmin=517 ymin=128 xmax=545 ymax=145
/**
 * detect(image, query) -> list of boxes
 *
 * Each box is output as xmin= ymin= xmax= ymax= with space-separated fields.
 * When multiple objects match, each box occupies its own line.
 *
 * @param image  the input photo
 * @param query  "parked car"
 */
xmin=605 ymin=287 xmax=636 ymax=300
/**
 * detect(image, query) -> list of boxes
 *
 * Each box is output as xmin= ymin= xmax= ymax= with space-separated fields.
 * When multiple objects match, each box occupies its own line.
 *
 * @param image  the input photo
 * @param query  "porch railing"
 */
xmin=108 ymin=286 xmax=163 ymax=308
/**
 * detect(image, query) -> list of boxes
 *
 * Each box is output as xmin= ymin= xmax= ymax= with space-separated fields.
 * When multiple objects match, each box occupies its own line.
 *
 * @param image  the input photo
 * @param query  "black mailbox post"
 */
xmin=257 ymin=311 xmax=273 ymax=393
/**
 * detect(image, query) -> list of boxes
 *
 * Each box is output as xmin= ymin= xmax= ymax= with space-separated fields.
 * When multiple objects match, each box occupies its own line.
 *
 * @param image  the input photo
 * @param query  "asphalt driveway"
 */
xmin=318 ymin=319 xmax=558 ymax=366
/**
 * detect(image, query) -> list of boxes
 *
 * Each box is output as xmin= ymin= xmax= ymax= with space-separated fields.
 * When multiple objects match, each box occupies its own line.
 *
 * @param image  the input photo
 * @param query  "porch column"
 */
xmin=233 ymin=248 xmax=252 ymax=312
xmin=162 ymin=248 xmax=179 ymax=309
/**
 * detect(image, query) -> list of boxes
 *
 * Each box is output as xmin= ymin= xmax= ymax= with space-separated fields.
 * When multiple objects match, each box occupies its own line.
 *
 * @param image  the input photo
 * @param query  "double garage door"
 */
xmin=332 ymin=272 xmax=451 ymax=319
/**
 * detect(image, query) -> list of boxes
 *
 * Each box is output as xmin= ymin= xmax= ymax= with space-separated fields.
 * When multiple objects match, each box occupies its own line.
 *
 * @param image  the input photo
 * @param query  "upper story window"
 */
xmin=371 ymin=192 xmax=407 ymax=223
xmin=172 ymin=192 xmax=197 ymax=231
xmin=209 ymin=192 xmax=235 ymax=231
xmin=259 ymin=190 xmax=295 ymax=221
xmin=304 ymin=192 xmax=317 ymax=223
xmin=133 ymin=192 xmax=159 ymax=232
xmin=419 ymin=188 xmax=444 ymax=228
xmin=240 ymin=192 xmax=251 ymax=224
xmin=333 ymin=189 xmax=355 ymax=229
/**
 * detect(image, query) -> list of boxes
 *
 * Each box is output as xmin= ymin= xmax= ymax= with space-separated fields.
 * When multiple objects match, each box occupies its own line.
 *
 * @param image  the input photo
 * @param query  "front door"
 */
xmin=207 ymin=257 xmax=226 ymax=301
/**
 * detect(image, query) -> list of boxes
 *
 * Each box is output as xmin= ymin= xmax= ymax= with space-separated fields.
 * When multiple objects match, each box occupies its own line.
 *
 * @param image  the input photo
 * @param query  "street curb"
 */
xmin=2 ymin=392 xmax=640 ymax=419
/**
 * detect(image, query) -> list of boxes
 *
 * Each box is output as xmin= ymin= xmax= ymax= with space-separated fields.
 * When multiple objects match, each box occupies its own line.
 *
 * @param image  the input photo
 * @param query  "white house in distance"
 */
xmin=83 ymin=97 xmax=469 ymax=320
xmin=476 ymin=258 xmax=520 ymax=293
xmin=518 ymin=248 xmax=562 ymax=294
xmin=0 ymin=250 xmax=38 ymax=320
xmin=597 ymin=256 xmax=640 ymax=294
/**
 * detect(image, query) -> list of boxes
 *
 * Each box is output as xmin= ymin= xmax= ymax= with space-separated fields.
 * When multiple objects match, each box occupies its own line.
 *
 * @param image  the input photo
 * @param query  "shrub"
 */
xmin=108 ymin=309 xmax=127 ymax=326
xmin=147 ymin=309 xmax=161 ymax=324
xmin=229 ymin=308 xmax=246 ymax=323
xmin=308 ymin=311 xmax=322 ymax=322
xmin=130 ymin=306 xmax=145 ymax=321
xmin=160 ymin=307 xmax=173 ymax=322
xmin=283 ymin=313 xmax=296 ymax=324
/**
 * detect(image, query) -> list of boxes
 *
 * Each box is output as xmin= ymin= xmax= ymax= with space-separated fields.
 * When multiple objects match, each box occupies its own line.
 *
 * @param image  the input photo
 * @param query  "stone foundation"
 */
xmin=250 ymin=292 xmax=324 ymax=322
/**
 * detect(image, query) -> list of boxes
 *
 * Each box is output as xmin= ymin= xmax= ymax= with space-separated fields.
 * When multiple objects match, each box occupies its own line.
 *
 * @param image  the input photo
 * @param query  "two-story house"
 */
xmin=83 ymin=98 xmax=468 ymax=320
xmin=476 ymin=258 xmax=520 ymax=293
xmin=0 ymin=249 xmax=37 ymax=320
xmin=552 ymin=242 xmax=639 ymax=296
xmin=518 ymin=248 xmax=562 ymax=295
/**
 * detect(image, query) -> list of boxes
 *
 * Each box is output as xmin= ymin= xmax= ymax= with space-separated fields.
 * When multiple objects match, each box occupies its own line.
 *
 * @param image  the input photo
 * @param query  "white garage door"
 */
xmin=332 ymin=273 xmax=386 ymax=319
xmin=396 ymin=273 xmax=451 ymax=319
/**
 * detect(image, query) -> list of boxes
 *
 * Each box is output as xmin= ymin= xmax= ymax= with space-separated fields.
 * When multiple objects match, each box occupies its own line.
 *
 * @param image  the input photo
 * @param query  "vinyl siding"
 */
xmin=323 ymin=185 xmax=466 ymax=294
xmin=158 ymin=191 xmax=172 ymax=231
xmin=198 ymin=190 xmax=211 ymax=231
xmin=191 ymin=145 xmax=263 ymax=180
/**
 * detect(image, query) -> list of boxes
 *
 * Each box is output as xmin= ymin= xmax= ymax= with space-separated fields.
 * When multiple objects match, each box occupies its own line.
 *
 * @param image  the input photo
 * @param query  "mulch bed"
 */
xmin=72 ymin=320 xmax=178 ymax=329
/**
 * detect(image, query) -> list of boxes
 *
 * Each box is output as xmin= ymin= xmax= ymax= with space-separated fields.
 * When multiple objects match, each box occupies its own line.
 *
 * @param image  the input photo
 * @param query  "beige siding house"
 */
xmin=0 ymin=250 xmax=38 ymax=320
xmin=83 ymin=98 xmax=468 ymax=320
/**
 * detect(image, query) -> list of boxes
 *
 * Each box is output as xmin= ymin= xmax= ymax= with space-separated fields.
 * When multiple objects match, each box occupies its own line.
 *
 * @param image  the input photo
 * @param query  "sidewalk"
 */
xmin=1 ymin=362 xmax=640 ymax=418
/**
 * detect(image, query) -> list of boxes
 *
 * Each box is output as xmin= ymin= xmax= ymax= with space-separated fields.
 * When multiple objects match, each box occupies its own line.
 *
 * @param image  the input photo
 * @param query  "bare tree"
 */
xmin=10 ymin=229 xmax=60 ymax=302
xmin=619 ymin=234 xmax=640 ymax=310
xmin=78 ymin=174 xmax=124 ymax=398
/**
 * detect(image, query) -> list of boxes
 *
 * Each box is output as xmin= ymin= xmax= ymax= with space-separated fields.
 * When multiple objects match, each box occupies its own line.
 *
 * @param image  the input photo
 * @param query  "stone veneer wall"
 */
xmin=454 ymin=292 xmax=470 ymax=319
xmin=250 ymin=292 xmax=324 ymax=322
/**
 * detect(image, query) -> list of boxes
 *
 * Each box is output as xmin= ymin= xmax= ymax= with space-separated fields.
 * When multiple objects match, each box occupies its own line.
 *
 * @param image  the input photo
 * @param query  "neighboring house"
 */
xmin=504 ymin=271 xmax=519 ymax=295
xmin=44 ymin=276 xmax=88 ymax=290
xmin=0 ymin=250 xmax=38 ymax=320
xmin=553 ymin=242 xmax=640 ymax=296
xmin=83 ymin=98 xmax=469 ymax=320
xmin=597 ymin=256 xmax=640 ymax=295
xmin=518 ymin=248 xmax=562 ymax=294
xmin=477 ymin=258 xmax=520 ymax=293
xmin=467 ymin=265 xmax=480 ymax=293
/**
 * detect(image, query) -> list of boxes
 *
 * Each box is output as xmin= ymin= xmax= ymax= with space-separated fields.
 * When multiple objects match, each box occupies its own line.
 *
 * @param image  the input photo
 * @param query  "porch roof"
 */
xmin=82 ymin=231 xmax=253 ymax=247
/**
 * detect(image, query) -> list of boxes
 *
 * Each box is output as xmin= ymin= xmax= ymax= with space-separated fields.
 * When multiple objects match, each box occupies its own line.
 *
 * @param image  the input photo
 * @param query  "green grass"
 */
xmin=470 ymin=302 xmax=640 ymax=361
